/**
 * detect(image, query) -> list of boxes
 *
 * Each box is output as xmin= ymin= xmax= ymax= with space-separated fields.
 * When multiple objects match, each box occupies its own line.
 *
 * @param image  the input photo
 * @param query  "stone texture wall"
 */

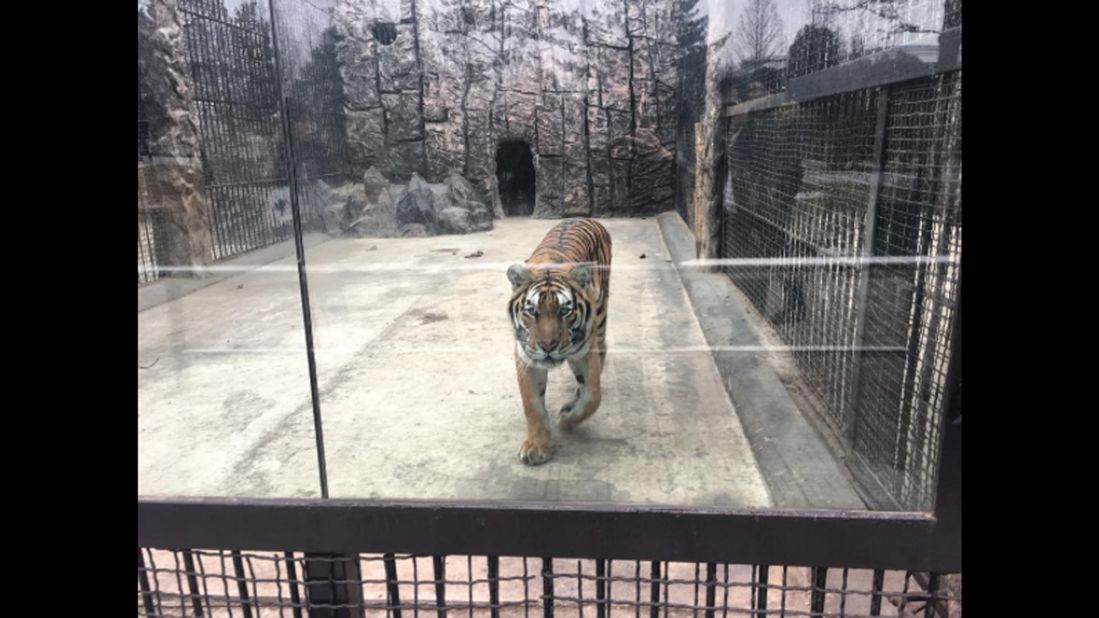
xmin=138 ymin=0 xmax=214 ymax=275
xmin=332 ymin=0 xmax=683 ymax=218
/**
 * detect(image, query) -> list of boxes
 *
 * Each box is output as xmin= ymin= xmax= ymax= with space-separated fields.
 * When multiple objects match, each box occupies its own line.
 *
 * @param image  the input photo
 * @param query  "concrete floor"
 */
xmin=138 ymin=217 xmax=771 ymax=507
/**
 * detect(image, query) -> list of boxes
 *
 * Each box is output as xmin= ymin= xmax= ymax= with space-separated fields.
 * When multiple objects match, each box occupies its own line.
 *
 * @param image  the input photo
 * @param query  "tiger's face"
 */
xmin=507 ymin=263 xmax=594 ymax=369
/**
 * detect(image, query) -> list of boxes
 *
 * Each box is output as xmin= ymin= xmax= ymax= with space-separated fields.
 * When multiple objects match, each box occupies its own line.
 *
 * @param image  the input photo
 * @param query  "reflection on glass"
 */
xmin=138 ymin=0 xmax=322 ymax=498
xmin=138 ymin=0 xmax=960 ymax=511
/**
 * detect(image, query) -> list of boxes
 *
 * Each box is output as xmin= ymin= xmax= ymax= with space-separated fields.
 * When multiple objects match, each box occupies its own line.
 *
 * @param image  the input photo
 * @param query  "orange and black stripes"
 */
xmin=527 ymin=218 xmax=613 ymax=296
xmin=508 ymin=218 xmax=612 ymax=363
xmin=508 ymin=218 xmax=613 ymax=464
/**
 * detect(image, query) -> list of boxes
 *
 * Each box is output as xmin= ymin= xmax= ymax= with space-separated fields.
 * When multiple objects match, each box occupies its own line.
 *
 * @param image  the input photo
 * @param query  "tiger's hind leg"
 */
xmin=558 ymin=350 xmax=603 ymax=430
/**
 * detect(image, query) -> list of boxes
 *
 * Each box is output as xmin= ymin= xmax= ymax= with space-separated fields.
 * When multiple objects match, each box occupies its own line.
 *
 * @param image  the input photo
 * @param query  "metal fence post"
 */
xmin=303 ymin=554 xmax=365 ymax=618
xmin=138 ymin=548 xmax=158 ymax=617
xmin=844 ymin=86 xmax=890 ymax=447
xmin=263 ymin=3 xmax=354 ymax=616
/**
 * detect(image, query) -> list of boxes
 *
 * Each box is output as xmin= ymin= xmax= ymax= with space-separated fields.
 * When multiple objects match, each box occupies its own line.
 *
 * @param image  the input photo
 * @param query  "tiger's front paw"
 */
xmin=518 ymin=438 xmax=554 ymax=465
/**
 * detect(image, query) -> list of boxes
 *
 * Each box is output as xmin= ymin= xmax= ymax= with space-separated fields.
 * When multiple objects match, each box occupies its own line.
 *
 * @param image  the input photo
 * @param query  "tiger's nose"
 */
xmin=539 ymin=341 xmax=557 ymax=353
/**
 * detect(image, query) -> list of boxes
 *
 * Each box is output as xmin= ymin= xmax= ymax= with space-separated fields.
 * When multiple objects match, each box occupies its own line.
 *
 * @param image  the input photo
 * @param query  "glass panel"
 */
xmin=139 ymin=0 xmax=960 ymax=512
xmin=138 ymin=0 xmax=323 ymax=498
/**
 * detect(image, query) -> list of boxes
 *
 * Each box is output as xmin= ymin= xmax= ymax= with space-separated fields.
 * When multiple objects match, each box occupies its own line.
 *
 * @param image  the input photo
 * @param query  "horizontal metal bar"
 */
xmin=725 ymin=28 xmax=961 ymax=118
xmin=180 ymin=7 xmax=272 ymax=35
xmin=787 ymin=29 xmax=960 ymax=101
xmin=139 ymin=496 xmax=958 ymax=572
xmin=204 ymin=178 xmax=288 ymax=189
xmin=192 ymin=96 xmax=281 ymax=112
xmin=724 ymin=93 xmax=792 ymax=118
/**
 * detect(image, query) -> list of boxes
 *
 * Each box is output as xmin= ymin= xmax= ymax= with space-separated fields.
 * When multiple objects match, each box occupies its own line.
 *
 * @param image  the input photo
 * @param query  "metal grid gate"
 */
xmin=137 ymin=207 xmax=164 ymax=286
xmin=721 ymin=1 xmax=961 ymax=511
xmin=179 ymin=0 xmax=293 ymax=260
xmin=137 ymin=22 xmax=162 ymax=287
xmin=138 ymin=103 xmax=161 ymax=286
xmin=138 ymin=173 xmax=167 ymax=286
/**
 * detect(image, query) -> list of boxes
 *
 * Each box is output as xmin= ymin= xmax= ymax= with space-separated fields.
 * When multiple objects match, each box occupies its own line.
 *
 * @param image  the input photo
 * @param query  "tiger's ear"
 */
xmin=507 ymin=263 xmax=531 ymax=289
xmin=570 ymin=263 xmax=593 ymax=288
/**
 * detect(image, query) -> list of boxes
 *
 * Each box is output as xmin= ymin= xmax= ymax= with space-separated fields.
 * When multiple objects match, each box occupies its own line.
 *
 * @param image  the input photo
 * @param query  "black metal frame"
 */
xmin=139 ymin=345 xmax=958 ymax=568
xmin=139 ymin=295 xmax=959 ymax=574
xmin=724 ymin=28 xmax=961 ymax=120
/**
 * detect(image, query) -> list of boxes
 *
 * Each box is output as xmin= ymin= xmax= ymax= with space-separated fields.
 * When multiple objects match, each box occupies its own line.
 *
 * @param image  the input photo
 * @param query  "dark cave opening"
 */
xmin=496 ymin=140 xmax=536 ymax=216
xmin=371 ymin=22 xmax=397 ymax=46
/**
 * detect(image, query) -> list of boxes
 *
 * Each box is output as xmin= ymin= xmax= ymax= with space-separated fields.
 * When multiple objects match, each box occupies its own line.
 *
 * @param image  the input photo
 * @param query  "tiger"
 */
xmin=506 ymin=218 xmax=612 ymax=465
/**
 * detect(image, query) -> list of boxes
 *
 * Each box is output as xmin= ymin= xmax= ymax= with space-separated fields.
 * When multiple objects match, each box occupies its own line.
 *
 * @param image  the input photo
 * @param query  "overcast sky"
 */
xmin=204 ymin=0 xmax=810 ymax=43
xmin=707 ymin=0 xmax=809 ymax=45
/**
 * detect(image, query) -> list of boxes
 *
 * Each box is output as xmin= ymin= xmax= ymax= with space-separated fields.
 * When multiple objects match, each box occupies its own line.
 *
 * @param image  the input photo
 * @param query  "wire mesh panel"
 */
xmin=724 ymin=89 xmax=879 ymax=436
xmin=137 ymin=26 xmax=159 ymax=286
xmin=852 ymin=72 xmax=961 ymax=510
xmin=179 ymin=0 xmax=293 ymax=260
xmin=137 ymin=100 xmax=160 ymax=286
xmin=722 ymin=69 xmax=960 ymax=511
xmin=721 ymin=0 xmax=962 ymax=510
xmin=138 ymin=548 xmax=962 ymax=617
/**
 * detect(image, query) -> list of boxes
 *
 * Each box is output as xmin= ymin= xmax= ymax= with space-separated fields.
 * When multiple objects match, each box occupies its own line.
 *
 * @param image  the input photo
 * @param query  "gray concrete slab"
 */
xmin=138 ymin=232 xmax=331 ymax=313
xmin=139 ymin=217 xmax=772 ymax=507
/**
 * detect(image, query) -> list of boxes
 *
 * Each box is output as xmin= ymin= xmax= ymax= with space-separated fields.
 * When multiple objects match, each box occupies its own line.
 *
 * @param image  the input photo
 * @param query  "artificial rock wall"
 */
xmin=138 ymin=0 xmax=214 ymax=274
xmin=333 ymin=0 xmax=683 ymax=218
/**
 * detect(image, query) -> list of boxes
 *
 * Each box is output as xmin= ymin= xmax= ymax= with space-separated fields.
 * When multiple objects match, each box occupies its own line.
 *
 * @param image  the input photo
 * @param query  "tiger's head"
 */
xmin=507 ymin=262 xmax=595 ymax=369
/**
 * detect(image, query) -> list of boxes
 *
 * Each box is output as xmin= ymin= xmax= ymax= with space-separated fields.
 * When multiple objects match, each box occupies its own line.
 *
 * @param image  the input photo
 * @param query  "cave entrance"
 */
xmin=496 ymin=140 xmax=535 ymax=216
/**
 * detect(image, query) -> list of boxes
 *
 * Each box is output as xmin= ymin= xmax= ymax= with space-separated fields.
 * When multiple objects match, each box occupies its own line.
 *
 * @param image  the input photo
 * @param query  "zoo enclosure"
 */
xmin=720 ymin=0 xmax=961 ymax=512
xmin=138 ymin=0 xmax=962 ymax=615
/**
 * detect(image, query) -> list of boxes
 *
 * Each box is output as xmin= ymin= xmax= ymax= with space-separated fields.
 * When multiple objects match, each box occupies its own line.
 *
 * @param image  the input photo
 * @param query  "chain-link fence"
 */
xmin=721 ymin=0 xmax=961 ymax=510
xmin=852 ymin=72 xmax=961 ymax=510
xmin=138 ymin=548 xmax=961 ymax=618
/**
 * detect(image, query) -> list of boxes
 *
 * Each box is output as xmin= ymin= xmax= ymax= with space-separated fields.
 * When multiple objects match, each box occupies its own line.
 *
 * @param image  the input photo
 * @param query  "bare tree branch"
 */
xmin=816 ymin=0 xmax=941 ymax=38
xmin=733 ymin=0 xmax=787 ymax=69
